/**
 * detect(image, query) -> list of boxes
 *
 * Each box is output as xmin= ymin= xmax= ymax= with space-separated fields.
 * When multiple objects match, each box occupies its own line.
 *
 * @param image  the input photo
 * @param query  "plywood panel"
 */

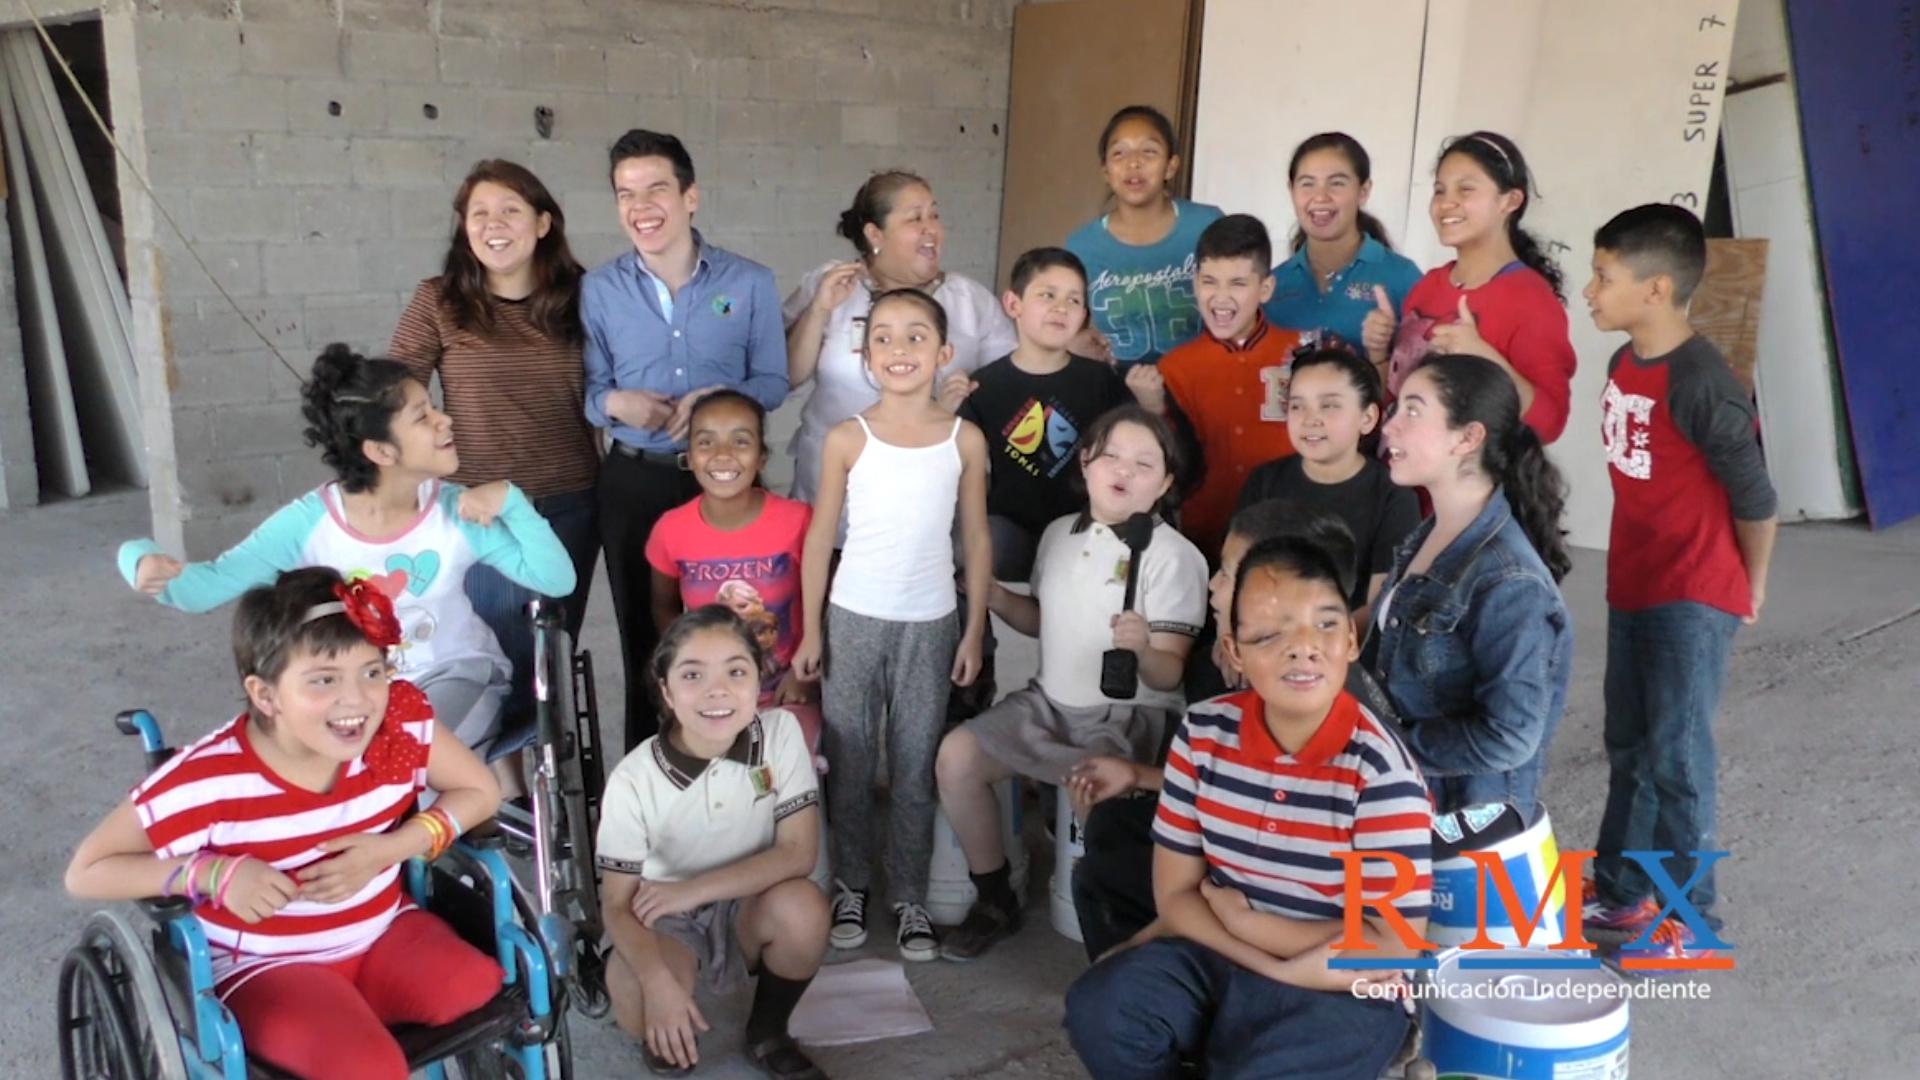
xmin=1693 ymin=238 xmax=1768 ymax=392
xmin=1782 ymin=0 xmax=1920 ymax=527
xmin=996 ymin=0 xmax=1199 ymax=292
xmin=1189 ymin=0 xmax=1427 ymax=253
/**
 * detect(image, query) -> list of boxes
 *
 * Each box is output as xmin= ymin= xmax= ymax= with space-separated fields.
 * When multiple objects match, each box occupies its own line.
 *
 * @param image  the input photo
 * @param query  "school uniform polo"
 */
xmin=1156 ymin=315 xmax=1304 ymax=557
xmin=1263 ymin=236 xmax=1423 ymax=347
xmin=1031 ymin=513 xmax=1208 ymax=711
xmin=1154 ymin=688 xmax=1433 ymax=922
xmin=595 ymin=709 xmax=819 ymax=883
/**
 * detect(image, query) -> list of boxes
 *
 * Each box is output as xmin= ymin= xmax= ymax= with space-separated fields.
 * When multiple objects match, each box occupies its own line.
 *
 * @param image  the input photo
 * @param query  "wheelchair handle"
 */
xmin=115 ymin=710 xmax=173 ymax=773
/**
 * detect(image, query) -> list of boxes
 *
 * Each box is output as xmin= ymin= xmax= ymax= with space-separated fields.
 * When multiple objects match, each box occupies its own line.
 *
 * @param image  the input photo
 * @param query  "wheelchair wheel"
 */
xmin=58 ymin=912 xmax=189 ymax=1080
xmin=448 ymin=1046 xmax=522 ymax=1079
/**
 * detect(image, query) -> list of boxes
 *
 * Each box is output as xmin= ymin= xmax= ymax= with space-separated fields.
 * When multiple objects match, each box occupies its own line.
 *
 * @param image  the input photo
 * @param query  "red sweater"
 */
xmin=1385 ymin=264 xmax=1576 ymax=443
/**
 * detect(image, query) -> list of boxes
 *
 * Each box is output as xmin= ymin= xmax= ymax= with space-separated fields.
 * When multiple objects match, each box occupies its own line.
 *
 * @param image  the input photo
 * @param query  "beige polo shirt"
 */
xmin=595 ymin=709 xmax=819 ymax=883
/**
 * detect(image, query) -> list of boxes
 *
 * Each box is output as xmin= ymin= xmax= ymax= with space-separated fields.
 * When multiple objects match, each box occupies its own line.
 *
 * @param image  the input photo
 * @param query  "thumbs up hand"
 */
xmin=1429 ymin=295 xmax=1494 ymax=360
xmin=1361 ymin=285 xmax=1397 ymax=363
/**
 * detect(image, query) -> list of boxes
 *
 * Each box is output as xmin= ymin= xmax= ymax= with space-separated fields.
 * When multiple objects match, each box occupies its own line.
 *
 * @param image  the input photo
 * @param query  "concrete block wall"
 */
xmin=118 ymin=0 xmax=1021 ymax=553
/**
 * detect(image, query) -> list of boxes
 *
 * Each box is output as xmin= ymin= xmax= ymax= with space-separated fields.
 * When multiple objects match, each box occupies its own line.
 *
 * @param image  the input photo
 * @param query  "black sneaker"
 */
xmin=893 ymin=902 xmax=939 ymax=962
xmin=830 ymin=881 xmax=868 ymax=950
xmin=938 ymin=894 xmax=1023 ymax=961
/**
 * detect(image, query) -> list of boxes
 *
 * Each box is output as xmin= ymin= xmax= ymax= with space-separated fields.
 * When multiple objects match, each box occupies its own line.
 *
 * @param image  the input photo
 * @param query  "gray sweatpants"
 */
xmin=822 ymin=603 xmax=958 ymax=906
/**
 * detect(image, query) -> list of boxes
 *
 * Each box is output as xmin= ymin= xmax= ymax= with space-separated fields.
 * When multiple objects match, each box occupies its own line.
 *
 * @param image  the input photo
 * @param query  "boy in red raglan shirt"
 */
xmin=1581 ymin=204 xmax=1777 ymax=967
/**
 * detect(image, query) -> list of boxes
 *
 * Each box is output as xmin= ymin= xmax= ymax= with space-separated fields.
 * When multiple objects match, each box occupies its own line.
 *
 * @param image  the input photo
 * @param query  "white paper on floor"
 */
xmin=787 ymin=958 xmax=934 ymax=1047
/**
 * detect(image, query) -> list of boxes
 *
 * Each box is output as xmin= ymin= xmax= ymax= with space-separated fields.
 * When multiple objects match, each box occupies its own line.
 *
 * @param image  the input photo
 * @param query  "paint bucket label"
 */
xmin=1425 ymin=1016 xmax=1627 ymax=1079
xmin=1430 ymin=804 xmax=1567 ymax=947
xmin=1425 ymin=949 xmax=1630 ymax=1080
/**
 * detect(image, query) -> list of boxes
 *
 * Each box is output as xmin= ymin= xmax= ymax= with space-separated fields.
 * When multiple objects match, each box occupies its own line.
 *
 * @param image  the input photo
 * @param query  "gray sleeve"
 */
xmin=1668 ymin=341 xmax=1777 ymax=522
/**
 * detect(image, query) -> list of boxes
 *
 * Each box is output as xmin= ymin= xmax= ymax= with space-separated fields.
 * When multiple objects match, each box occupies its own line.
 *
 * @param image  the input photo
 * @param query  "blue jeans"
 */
xmin=464 ymin=488 xmax=600 ymax=741
xmin=1065 ymin=938 xmax=1408 ymax=1080
xmin=1593 ymin=602 xmax=1740 ymax=925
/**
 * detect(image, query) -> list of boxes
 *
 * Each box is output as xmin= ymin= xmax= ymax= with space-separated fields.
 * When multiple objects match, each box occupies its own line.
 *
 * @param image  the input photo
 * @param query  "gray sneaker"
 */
xmin=830 ymin=881 xmax=868 ymax=950
xmin=893 ymin=902 xmax=938 ymax=962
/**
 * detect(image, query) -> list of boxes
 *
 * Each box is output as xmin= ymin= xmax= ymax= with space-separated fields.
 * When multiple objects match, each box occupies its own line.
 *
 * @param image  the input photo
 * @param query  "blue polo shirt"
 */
xmin=1262 ymin=236 xmax=1423 ymax=348
xmin=582 ymin=231 xmax=789 ymax=453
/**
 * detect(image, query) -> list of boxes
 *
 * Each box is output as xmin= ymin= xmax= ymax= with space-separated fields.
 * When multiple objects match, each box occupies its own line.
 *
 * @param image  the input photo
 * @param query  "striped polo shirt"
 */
xmin=1154 ymin=688 xmax=1433 ymax=923
xmin=132 ymin=681 xmax=435 ymax=994
xmin=389 ymin=277 xmax=600 ymax=499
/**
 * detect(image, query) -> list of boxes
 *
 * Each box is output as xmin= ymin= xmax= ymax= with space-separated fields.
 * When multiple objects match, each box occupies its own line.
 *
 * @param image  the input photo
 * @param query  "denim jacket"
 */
xmin=1361 ymin=488 xmax=1572 ymax=817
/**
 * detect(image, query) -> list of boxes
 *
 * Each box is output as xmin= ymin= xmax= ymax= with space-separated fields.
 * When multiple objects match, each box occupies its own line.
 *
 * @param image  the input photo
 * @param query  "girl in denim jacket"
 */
xmin=1364 ymin=354 xmax=1572 ymax=818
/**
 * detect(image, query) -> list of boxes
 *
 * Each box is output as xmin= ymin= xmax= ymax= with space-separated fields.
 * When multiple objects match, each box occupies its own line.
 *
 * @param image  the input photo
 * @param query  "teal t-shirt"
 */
xmin=1064 ymin=199 xmax=1224 ymax=368
xmin=1263 ymin=236 xmax=1424 ymax=347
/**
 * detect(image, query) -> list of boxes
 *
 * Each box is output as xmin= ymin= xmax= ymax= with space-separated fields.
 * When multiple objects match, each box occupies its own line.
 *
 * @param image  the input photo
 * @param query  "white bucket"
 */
xmin=1424 ymin=948 xmax=1629 ymax=1079
xmin=926 ymin=778 xmax=1027 ymax=926
xmin=1049 ymin=789 xmax=1086 ymax=942
xmin=1430 ymin=804 xmax=1569 ymax=947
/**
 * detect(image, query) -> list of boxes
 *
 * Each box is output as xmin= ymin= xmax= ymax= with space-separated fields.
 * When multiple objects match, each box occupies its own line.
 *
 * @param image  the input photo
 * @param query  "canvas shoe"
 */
xmin=1581 ymin=878 xmax=1662 ymax=938
xmin=830 ymin=881 xmax=868 ymax=950
xmin=1604 ymin=916 xmax=1716 ymax=976
xmin=893 ymin=902 xmax=939 ymax=962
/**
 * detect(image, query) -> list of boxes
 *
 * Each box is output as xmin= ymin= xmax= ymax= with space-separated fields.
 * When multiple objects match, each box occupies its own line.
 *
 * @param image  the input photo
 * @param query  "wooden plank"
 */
xmin=0 ymin=31 xmax=143 ymax=487
xmin=995 ymin=0 xmax=1200 ymax=292
xmin=0 ymin=69 xmax=86 ymax=497
xmin=1693 ymin=237 xmax=1768 ymax=392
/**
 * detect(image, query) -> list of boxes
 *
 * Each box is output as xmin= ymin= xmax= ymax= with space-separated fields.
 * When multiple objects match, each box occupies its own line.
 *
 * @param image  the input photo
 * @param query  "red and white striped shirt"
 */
xmin=1154 ymin=688 xmax=1434 ymax=923
xmin=131 ymin=681 xmax=434 ymax=993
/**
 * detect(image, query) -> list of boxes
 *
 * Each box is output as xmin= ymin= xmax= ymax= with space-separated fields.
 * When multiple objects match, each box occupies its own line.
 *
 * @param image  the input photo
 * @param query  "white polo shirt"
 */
xmin=595 ymin=709 xmax=820 ymax=883
xmin=1031 ymin=513 xmax=1209 ymax=710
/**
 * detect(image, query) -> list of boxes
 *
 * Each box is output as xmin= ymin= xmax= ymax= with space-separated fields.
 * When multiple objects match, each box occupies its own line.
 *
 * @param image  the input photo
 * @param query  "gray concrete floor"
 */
xmin=6 ymin=491 xmax=1915 ymax=1078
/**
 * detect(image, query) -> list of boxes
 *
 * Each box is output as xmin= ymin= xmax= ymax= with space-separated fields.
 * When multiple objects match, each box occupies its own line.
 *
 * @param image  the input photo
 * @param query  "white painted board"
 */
xmin=0 ymin=71 xmax=85 ymax=497
xmin=1189 ymin=0 xmax=1428 ymax=256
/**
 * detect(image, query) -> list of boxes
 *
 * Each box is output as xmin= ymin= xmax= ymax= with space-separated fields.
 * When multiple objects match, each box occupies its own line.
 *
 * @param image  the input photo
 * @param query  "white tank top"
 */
xmin=830 ymin=415 xmax=964 ymax=622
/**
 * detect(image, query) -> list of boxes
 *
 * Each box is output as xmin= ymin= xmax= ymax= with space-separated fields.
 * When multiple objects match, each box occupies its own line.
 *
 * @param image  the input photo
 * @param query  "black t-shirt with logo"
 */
xmin=960 ymin=354 xmax=1134 ymax=537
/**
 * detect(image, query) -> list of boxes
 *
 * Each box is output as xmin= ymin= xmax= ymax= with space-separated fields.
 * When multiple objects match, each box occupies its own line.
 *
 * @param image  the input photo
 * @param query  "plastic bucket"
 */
xmin=1430 ymin=804 xmax=1568 ymax=947
xmin=1424 ymin=948 xmax=1629 ymax=1079
xmin=927 ymin=778 xmax=1026 ymax=925
xmin=1049 ymin=789 xmax=1086 ymax=942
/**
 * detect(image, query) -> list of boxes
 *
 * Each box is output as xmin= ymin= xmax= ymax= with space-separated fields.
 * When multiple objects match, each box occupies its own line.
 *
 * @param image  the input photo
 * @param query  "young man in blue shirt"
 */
xmin=584 ymin=129 xmax=789 ymax=750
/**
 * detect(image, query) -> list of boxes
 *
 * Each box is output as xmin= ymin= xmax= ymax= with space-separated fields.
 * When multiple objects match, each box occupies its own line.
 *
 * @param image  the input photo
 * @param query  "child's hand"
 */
xmin=1746 ymin=583 xmax=1766 ymax=625
xmin=457 ymin=481 xmax=511 ymax=526
xmin=810 ymin=261 xmax=863 ymax=317
xmin=1065 ymin=756 xmax=1138 ymax=808
xmin=792 ymin=636 xmax=823 ymax=682
xmin=1362 ymin=285 xmax=1397 ymax=362
xmin=1125 ymin=363 xmax=1167 ymax=413
xmin=936 ymin=371 xmax=978 ymax=413
xmin=134 ymin=553 xmax=184 ymax=595
xmin=1069 ymin=326 xmax=1115 ymax=366
xmin=772 ymin=669 xmax=817 ymax=706
xmin=297 ymin=833 xmax=408 ymax=904
xmin=1429 ymin=296 xmax=1494 ymax=360
xmin=221 ymin=857 xmax=300 ymax=924
xmin=632 ymin=878 xmax=703 ymax=929
xmin=951 ymin=634 xmax=984 ymax=687
xmin=1111 ymin=610 xmax=1151 ymax=655
xmin=640 ymin=970 xmax=710 ymax=1069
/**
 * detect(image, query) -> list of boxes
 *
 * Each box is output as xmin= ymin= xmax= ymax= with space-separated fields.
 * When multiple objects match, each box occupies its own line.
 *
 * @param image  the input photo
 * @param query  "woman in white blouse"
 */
xmin=784 ymin=170 xmax=1019 ymax=505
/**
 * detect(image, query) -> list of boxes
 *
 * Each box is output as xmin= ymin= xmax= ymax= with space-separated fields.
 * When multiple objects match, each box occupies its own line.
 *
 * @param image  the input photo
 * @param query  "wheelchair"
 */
xmin=56 ymin=710 xmax=564 ymax=1080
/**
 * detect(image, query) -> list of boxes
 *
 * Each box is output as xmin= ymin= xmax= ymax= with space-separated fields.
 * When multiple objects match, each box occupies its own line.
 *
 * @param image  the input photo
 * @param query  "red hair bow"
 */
xmin=336 ymin=579 xmax=403 ymax=650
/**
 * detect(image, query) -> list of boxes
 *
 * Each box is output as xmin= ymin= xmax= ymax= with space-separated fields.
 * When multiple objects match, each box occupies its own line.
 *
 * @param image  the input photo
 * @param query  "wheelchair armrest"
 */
xmin=461 ymin=818 xmax=506 ymax=851
xmin=137 ymin=896 xmax=195 ymax=922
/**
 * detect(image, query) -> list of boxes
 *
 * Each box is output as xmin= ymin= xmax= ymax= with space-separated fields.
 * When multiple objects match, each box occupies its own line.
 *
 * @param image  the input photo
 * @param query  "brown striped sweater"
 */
xmin=389 ymin=277 xmax=600 ymax=499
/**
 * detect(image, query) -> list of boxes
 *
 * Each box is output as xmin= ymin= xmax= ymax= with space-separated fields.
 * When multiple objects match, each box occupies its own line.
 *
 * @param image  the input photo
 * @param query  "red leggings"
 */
xmin=222 ymin=911 xmax=505 ymax=1080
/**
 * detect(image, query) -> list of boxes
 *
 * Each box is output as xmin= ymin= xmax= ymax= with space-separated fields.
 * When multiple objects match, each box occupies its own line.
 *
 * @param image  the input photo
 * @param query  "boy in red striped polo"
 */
xmin=1583 ymin=204 xmax=1777 ymax=969
xmin=1064 ymin=536 xmax=1431 ymax=1080
xmin=65 ymin=568 xmax=504 ymax=1080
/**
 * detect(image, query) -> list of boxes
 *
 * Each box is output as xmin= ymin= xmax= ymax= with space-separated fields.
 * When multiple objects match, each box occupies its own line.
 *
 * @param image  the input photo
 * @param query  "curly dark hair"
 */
xmin=301 ymin=344 xmax=418 ymax=494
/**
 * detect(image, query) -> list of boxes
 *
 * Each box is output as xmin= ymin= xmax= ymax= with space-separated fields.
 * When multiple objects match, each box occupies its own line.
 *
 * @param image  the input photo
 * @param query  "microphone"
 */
xmin=1099 ymin=512 xmax=1158 ymax=700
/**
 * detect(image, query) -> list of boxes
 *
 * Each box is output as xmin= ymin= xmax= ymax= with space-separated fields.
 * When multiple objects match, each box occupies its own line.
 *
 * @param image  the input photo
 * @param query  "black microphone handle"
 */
xmin=1120 ymin=547 xmax=1142 ymax=613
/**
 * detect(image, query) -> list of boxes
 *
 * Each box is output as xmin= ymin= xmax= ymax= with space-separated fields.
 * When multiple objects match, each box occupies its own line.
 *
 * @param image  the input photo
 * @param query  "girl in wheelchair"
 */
xmin=117 ymin=344 xmax=578 ymax=765
xmin=65 ymin=567 xmax=505 ymax=1080
xmin=597 ymin=605 xmax=831 ymax=1079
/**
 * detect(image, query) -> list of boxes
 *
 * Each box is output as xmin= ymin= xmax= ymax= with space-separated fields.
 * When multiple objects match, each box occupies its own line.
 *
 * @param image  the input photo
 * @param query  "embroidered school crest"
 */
xmin=712 ymin=296 xmax=736 ymax=317
xmin=1108 ymin=558 xmax=1132 ymax=588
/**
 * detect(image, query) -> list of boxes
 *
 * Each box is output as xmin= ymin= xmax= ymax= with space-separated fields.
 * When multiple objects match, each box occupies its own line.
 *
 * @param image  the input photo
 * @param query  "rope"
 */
xmin=16 ymin=0 xmax=305 ymax=381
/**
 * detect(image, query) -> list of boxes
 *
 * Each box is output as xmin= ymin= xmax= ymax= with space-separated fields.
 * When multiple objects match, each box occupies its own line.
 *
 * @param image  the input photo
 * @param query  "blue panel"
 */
xmin=1782 ymin=0 xmax=1920 ymax=527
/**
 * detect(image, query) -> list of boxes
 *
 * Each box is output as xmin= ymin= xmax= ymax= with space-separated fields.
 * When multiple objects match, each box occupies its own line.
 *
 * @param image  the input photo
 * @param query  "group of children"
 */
xmin=64 ymin=101 xmax=1776 ymax=1080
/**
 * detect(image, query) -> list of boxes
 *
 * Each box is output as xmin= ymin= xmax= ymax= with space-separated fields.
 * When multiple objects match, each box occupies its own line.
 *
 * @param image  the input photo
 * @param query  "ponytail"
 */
xmin=1421 ymin=354 xmax=1571 ymax=582
xmin=1437 ymin=131 xmax=1565 ymax=303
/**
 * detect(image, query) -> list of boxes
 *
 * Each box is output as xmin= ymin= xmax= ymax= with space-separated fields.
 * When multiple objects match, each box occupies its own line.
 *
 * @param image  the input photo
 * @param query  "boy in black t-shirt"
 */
xmin=960 ymin=247 xmax=1134 ymax=582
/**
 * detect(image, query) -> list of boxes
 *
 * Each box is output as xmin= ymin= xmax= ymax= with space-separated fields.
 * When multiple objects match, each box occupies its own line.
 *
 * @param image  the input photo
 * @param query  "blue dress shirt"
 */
xmin=582 ymin=231 xmax=789 ymax=452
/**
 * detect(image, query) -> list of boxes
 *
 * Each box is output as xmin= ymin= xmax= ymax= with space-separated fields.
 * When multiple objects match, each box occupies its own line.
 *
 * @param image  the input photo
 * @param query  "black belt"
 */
xmin=608 ymin=442 xmax=685 ymax=468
